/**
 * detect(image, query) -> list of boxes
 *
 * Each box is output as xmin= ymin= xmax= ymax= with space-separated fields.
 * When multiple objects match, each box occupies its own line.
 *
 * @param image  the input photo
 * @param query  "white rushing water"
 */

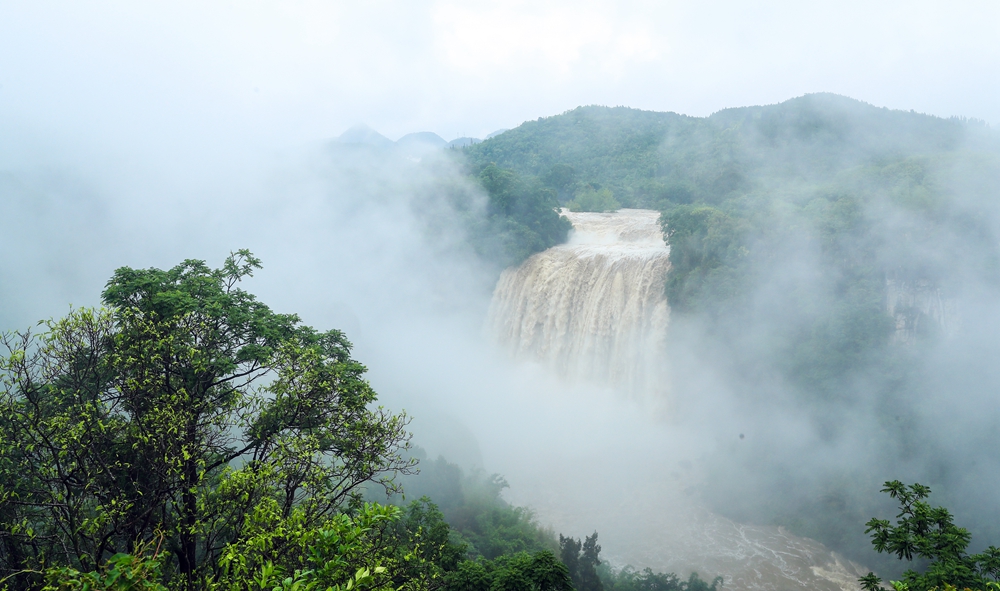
xmin=486 ymin=208 xmax=869 ymax=591
xmin=487 ymin=209 xmax=671 ymax=398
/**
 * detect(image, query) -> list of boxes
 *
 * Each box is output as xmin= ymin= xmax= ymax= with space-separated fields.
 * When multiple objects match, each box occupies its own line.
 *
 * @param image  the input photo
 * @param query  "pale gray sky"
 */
xmin=2 ymin=0 xmax=998 ymax=154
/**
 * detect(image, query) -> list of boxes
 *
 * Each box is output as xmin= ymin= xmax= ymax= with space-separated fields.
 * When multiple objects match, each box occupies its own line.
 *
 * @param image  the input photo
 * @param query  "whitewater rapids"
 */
xmin=487 ymin=209 xmax=671 ymax=398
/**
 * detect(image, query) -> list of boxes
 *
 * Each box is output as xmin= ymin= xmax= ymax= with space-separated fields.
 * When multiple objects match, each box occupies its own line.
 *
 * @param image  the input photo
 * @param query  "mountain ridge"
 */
xmin=462 ymin=93 xmax=999 ymax=208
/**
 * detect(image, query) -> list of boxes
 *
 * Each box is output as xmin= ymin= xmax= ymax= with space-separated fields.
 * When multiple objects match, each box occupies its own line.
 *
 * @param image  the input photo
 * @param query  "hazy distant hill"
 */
xmin=397 ymin=131 xmax=448 ymax=150
xmin=334 ymin=123 xmax=395 ymax=148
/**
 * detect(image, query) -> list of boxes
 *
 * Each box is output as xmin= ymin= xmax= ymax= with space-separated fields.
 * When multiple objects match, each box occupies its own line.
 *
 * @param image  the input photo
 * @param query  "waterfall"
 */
xmin=487 ymin=209 xmax=872 ymax=590
xmin=487 ymin=209 xmax=671 ymax=396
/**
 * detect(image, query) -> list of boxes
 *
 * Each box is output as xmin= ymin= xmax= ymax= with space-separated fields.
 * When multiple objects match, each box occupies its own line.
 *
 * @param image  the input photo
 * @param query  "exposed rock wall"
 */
xmin=885 ymin=271 xmax=959 ymax=344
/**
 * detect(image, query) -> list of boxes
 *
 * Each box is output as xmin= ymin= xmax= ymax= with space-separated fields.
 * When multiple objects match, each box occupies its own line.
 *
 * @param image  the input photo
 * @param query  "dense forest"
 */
xmin=463 ymin=164 xmax=572 ymax=269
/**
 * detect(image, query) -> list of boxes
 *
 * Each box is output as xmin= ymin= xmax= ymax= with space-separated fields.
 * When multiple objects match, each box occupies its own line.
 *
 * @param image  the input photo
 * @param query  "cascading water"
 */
xmin=487 ymin=209 xmax=869 ymax=591
xmin=487 ymin=209 xmax=670 ymax=397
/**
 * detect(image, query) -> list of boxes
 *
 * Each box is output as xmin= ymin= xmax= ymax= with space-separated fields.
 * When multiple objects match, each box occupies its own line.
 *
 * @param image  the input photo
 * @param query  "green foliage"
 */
xmin=388 ymin=499 xmax=468 ymax=588
xmin=598 ymin=567 xmax=723 ymax=591
xmin=396 ymin=455 xmax=464 ymax=511
xmin=463 ymin=106 xmax=698 ymax=208
xmin=391 ymin=454 xmax=724 ymax=591
xmin=442 ymin=551 xmax=572 ymax=591
xmin=372 ymin=456 xmax=575 ymax=591
xmin=39 ymin=538 xmax=168 ymax=591
xmin=391 ymin=454 xmax=558 ymax=561
xmin=0 ymin=251 xmax=414 ymax=589
xmin=210 ymin=500 xmax=400 ymax=591
xmin=566 ymin=188 xmax=620 ymax=213
xmin=468 ymin=164 xmax=572 ymax=268
xmin=661 ymin=204 xmax=750 ymax=314
xmin=541 ymin=164 xmax=578 ymax=203
xmin=460 ymin=504 xmax=553 ymax=561
xmin=464 ymin=95 xmax=972 ymax=208
xmin=559 ymin=533 xmax=602 ymax=591
xmin=559 ymin=531 xmax=722 ymax=591
xmin=860 ymin=481 xmax=1000 ymax=591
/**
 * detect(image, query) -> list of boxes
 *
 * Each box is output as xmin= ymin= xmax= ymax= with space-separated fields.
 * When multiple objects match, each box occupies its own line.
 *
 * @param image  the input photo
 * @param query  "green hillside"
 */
xmin=465 ymin=94 xmax=996 ymax=209
xmin=465 ymin=106 xmax=691 ymax=206
xmin=466 ymin=95 xmax=1000 ymax=575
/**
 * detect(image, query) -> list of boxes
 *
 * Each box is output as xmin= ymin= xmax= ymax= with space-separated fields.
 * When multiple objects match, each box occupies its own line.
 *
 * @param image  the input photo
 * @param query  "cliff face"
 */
xmin=885 ymin=272 xmax=959 ymax=344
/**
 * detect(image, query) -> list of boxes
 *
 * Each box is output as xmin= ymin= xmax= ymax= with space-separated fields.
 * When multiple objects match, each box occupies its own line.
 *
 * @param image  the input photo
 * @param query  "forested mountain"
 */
xmin=465 ymin=94 xmax=1000 ymax=578
xmin=465 ymin=94 xmax=997 ymax=209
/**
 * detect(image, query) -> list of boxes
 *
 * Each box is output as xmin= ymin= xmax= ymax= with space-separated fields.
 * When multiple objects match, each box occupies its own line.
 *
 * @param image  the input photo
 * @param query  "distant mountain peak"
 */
xmin=335 ymin=124 xmax=393 ymax=148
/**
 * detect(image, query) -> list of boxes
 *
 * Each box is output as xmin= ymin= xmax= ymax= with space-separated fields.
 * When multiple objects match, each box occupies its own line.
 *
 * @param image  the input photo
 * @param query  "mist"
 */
xmin=646 ymin=101 xmax=1000 ymax=580
xmin=0 ymin=119 xmax=713 ymax=577
xmin=4 ymin=4 xmax=1000 ymax=591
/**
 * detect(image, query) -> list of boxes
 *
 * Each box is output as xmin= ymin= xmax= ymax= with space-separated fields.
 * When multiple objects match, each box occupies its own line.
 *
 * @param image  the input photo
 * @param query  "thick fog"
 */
xmin=4 ymin=3 xmax=1000 ymax=590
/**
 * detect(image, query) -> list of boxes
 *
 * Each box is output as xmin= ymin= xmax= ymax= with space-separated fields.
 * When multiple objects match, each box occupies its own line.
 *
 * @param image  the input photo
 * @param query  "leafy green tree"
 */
xmin=442 ymin=551 xmax=572 ymax=591
xmin=391 ymin=455 xmax=559 ymax=564
xmin=859 ymin=481 xmax=1000 ymax=591
xmin=210 ymin=500 xmax=400 ymax=591
xmin=464 ymin=96 xmax=980 ymax=208
xmin=442 ymin=561 xmax=489 ymax=591
xmin=558 ymin=536 xmax=579 ymax=585
xmin=560 ymin=533 xmax=602 ymax=591
xmin=660 ymin=204 xmax=749 ymax=314
xmin=40 ymin=537 xmax=169 ymax=591
xmin=387 ymin=499 xmax=468 ymax=589
xmin=541 ymin=164 xmax=578 ymax=203
xmin=566 ymin=188 xmax=620 ymax=213
xmin=599 ymin=566 xmax=723 ymax=591
xmin=470 ymin=164 xmax=572 ymax=268
xmin=578 ymin=533 xmax=603 ymax=591
xmin=0 ymin=251 xmax=414 ymax=590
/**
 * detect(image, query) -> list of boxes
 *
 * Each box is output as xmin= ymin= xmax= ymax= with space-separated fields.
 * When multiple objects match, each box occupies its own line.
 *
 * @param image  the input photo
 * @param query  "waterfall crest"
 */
xmin=487 ymin=209 xmax=670 ymax=396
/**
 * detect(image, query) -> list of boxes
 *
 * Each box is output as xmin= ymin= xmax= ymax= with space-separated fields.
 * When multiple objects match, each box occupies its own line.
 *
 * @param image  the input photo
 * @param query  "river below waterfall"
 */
xmin=508 ymin=459 xmax=869 ymax=591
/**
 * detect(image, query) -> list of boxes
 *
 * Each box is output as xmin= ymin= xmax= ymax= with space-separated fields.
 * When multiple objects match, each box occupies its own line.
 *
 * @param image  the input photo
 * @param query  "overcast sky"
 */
xmin=2 ymin=0 xmax=998 ymax=154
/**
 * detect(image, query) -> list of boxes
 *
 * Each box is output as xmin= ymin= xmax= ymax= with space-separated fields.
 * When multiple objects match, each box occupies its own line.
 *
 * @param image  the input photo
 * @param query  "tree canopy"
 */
xmin=860 ymin=481 xmax=1000 ymax=591
xmin=465 ymin=163 xmax=572 ymax=268
xmin=1 ymin=252 xmax=711 ymax=591
xmin=0 ymin=251 xmax=414 ymax=589
xmin=566 ymin=188 xmax=620 ymax=213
